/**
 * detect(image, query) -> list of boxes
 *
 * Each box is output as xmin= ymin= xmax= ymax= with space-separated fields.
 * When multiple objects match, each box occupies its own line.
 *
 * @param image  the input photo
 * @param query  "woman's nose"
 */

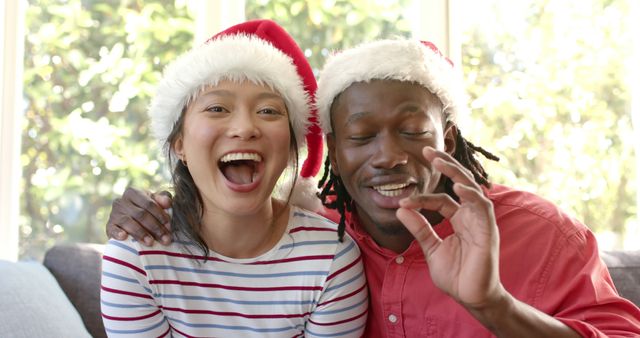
xmin=226 ymin=111 xmax=261 ymax=140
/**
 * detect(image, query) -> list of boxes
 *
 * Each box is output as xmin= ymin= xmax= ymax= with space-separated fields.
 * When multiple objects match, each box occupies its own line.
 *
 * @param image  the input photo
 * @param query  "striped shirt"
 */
xmin=101 ymin=206 xmax=368 ymax=337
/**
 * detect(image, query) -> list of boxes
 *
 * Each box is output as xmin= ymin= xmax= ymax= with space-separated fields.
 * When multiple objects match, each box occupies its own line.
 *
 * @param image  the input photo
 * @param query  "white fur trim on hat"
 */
xmin=149 ymin=34 xmax=310 ymax=156
xmin=290 ymin=176 xmax=322 ymax=212
xmin=272 ymin=173 xmax=321 ymax=212
xmin=316 ymin=39 xmax=468 ymax=133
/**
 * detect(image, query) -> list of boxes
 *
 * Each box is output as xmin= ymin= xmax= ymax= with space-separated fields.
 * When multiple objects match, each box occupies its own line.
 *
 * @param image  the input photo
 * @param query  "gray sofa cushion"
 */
xmin=601 ymin=250 xmax=640 ymax=307
xmin=0 ymin=260 xmax=91 ymax=337
xmin=44 ymin=243 xmax=106 ymax=338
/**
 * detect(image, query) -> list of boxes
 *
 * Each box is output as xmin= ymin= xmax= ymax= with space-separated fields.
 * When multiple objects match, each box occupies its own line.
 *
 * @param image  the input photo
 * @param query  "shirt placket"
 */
xmin=381 ymin=254 xmax=410 ymax=338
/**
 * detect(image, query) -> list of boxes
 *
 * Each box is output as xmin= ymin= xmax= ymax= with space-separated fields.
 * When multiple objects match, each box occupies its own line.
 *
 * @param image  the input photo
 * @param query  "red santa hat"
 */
xmin=316 ymin=39 xmax=467 ymax=133
xmin=148 ymin=19 xmax=323 ymax=211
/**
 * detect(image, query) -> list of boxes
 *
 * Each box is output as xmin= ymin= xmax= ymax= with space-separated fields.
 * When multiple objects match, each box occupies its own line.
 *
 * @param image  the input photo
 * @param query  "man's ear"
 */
xmin=444 ymin=123 xmax=458 ymax=156
xmin=326 ymin=133 xmax=339 ymax=175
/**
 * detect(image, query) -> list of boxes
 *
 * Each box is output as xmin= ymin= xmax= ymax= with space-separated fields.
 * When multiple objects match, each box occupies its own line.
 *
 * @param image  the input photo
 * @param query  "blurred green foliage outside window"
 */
xmin=19 ymin=0 xmax=637 ymax=260
xmin=460 ymin=0 xmax=637 ymax=249
xmin=21 ymin=0 xmax=193 ymax=260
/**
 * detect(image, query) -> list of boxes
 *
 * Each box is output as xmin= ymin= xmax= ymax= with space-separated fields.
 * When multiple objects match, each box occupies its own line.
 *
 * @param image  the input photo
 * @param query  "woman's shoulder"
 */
xmin=103 ymin=237 xmax=142 ymax=257
xmin=287 ymin=206 xmax=360 ymax=255
xmin=289 ymin=206 xmax=338 ymax=231
xmin=103 ymin=236 xmax=185 ymax=260
xmin=288 ymin=206 xmax=340 ymax=236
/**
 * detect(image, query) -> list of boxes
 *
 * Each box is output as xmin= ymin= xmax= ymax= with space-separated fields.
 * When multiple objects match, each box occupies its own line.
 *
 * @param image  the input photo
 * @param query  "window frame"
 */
xmin=1 ymin=0 xmax=25 ymax=262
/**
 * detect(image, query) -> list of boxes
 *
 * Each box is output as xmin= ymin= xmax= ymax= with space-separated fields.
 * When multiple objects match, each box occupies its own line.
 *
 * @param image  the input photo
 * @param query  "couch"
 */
xmin=0 ymin=244 xmax=639 ymax=337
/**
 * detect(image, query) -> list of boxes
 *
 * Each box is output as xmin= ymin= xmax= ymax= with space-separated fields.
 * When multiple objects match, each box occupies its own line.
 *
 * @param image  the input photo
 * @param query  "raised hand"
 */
xmin=106 ymin=187 xmax=174 ymax=246
xmin=396 ymin=146 xmax=505 ymax=309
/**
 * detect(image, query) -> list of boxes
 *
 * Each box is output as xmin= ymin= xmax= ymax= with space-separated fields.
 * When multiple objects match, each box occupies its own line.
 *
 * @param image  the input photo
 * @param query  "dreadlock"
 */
xmin=444 ymin=128 xmax=500 ymax=200
xmin=318 ymin=126 xmax=500 ymax=237
xmin=317 ymin=156 xmax=353 ymax=242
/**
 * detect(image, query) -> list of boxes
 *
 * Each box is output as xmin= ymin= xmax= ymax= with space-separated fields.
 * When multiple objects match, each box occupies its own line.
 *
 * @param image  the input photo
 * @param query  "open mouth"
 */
xmin=373 ymin=183 xmax=411 ymax=197
xmin=218 ymin=152 xmax=262 ymax=185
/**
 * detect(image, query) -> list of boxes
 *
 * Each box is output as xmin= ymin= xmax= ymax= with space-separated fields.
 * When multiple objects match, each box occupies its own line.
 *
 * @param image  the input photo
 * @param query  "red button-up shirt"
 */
xmin=324 ymin=184 xmax=640 ymax=337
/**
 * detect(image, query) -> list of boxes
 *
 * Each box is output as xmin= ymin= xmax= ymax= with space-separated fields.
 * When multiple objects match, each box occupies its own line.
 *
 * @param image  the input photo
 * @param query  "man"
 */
xmin=106 ymin=38 xmax=640 ymax=337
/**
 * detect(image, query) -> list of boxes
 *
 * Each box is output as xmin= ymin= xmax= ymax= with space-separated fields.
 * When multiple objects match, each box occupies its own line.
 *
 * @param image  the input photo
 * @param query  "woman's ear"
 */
xmin=173 ymin=136 xmax=185 ymax=161
xmin=444 ymin=123 xmax=458 ymax=155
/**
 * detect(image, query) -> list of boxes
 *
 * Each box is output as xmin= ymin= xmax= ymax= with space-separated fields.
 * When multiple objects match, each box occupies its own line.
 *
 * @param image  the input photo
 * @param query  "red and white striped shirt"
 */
xmin=101 ymin=206 xmax=368 ymax=337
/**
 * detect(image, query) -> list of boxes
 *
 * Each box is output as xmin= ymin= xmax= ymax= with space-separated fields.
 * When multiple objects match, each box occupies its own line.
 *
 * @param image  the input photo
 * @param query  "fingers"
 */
xmin=451 ymin=183 xmax=498 ymax=236
xmin=107 ymin=197 xmax=154 ymax=245
xmin=453 ymin=182 xmax=488 ymax=205
xmin=423 ymin=147 xmax=478 ymax=188
xmin=152 ymin=190 xmax=174 ymax=210
xmin=124 ymin=187 xmax=171 ymax=226
xmin=396 ymin=207 xmax=442 ymax=257
xmin=399 ymin=193 xmax=460 ymax=219
xmin=106 ymin=187 xmax=173 ymax=246
xmin=106 ymin=223 xmax=127 ymax=241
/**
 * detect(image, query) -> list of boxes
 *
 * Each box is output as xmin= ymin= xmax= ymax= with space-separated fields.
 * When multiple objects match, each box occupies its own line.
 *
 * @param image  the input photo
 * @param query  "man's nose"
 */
xmin=226 ymin=110 xmax=261 ymax=140
xmin=370 ymin=134 xmax=408 ymax=169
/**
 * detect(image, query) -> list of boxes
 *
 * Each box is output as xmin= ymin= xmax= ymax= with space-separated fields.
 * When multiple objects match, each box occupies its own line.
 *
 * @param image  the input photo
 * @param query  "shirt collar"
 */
xmin=346 ymin=209 xmax=438 ymax=259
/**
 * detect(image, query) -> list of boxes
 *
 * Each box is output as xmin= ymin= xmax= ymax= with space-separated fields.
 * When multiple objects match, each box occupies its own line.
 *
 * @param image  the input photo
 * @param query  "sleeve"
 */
xmin=304 ymin=234 xmax=368 ymax=337
xmin=542 ymin=226 xmax=640 ymax=337
xmin=101 ymin=239 xmax=170 ymax=337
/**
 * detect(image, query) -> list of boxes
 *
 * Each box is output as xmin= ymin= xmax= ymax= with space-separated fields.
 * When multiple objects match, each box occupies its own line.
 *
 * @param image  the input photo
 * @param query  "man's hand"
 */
xmin=106 ymin=187 xmax=174 ymax=246
xmin=396 ymin=146 xmax=505 ymax=309
xmin=397 ymin=146 xmax=582 ymax=337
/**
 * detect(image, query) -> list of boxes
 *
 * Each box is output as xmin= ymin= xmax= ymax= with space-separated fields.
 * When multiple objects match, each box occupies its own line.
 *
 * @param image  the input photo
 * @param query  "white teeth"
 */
xmin=220 ymin=152 xmax=262 ymax=163
xmin=375 ymin=183 xmax=409 ymax=190
xmin=374 ymin=183 xmax=410 ymax=197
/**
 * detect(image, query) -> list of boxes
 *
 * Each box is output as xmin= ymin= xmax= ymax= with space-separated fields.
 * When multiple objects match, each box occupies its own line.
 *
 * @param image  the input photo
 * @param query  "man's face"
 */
xmin=327 ymin=80 xmax=456 ymax=235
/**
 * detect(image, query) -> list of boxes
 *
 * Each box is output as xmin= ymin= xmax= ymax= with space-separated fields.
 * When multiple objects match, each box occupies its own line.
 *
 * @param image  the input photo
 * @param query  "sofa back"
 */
xmin=601 ymin=250 xmax=640 ymax=307
xmin=44 ymin=243 xmax=106 ymax=338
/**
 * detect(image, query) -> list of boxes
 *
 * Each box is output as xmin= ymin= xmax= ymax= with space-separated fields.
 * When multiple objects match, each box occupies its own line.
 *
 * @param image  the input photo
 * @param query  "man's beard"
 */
xmin=374 ymin=220 xmax=412 ymax=236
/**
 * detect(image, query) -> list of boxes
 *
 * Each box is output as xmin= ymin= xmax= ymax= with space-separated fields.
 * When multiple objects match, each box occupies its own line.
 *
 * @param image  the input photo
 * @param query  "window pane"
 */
xmin=460 ymin=0 xmax=638 ymax=249
xmin=245 ymin=0 xmax=412 ymax=73
xmin=20 ymin=0 xmax=195 ymax=260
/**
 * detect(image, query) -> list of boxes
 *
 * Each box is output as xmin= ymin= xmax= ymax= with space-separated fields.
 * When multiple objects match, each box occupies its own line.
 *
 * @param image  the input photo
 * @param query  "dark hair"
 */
xmin=165 ymin=106 xmax=300 ymax=259
xmin=318 ymin=92 xmax=500 ymax=241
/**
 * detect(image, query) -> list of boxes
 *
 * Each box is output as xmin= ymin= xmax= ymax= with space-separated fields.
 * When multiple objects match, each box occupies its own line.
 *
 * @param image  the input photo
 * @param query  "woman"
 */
xmin=100 ymin=20 xmax=367 ymax=337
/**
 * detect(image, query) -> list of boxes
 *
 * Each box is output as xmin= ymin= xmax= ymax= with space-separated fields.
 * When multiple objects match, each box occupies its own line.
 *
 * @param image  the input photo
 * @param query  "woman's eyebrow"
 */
xmin=200 ymin=89 xmax=234 ymax=98
xmin=256 ymin=92 xmax=283 ymax=101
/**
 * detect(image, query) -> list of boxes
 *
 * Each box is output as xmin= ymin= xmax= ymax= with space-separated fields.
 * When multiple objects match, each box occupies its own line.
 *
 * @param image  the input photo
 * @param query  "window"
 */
xmin=460 ymin=0 xmax=639 ymax=249
xmin=3 ymin=0 xmax=637 ymax=261
xmin=17 ymin=0 xmax=195 ymax=260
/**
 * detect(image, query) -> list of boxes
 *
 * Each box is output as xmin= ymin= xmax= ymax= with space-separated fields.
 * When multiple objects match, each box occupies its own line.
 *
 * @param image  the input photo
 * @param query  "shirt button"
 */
xmin=388 ymin=314 xmax=398 ymax=323
xmin=395 ymin=256 xmax=404 ymax=264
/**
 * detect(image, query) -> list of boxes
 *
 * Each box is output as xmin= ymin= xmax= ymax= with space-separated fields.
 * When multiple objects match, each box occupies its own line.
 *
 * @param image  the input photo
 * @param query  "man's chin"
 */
xmin=367 ymin=211 xmax=409 ymax=235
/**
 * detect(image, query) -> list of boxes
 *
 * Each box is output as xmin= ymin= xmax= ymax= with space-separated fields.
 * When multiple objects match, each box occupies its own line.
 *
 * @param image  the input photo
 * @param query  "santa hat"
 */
xmin=316 ymin=39 xmax=467 ymax=133
xmin=148 ymin=19 xmax=323 ymax=211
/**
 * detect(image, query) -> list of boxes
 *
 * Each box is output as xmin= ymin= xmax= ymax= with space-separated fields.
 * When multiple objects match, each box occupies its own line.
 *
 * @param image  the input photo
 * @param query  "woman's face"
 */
xmin=174 ymin=80 xmax=292 ymax=216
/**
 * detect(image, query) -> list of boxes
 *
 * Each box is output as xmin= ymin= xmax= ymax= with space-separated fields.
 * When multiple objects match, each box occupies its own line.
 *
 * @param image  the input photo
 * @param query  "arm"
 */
xmin=396 ymin=146 xmax=580 ymax=338
xmin=535 ymin=227 xmax=640 ymax=336
xmin=101 ymin=238 xmax=170 ymax=336
xmin=106 ymin=187 xmax=173 ymax=246
xmin=306 ymin=236 xmax=368 ymax=337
